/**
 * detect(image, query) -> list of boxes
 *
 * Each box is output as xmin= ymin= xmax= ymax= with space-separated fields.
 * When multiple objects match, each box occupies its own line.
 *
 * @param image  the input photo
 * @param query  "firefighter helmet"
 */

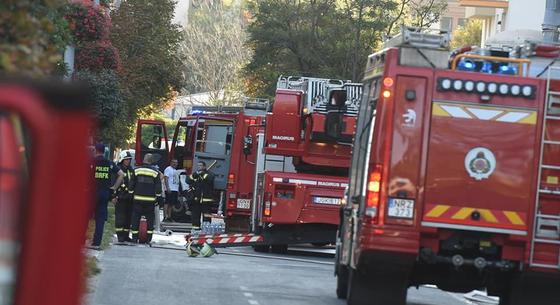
xmin=186 ymin=242 xmax=201 ymax=257
xmin=200 ymin=242 xmax=216 ymax=257
xmin=118 ymin=150 xmax=133 ymax=163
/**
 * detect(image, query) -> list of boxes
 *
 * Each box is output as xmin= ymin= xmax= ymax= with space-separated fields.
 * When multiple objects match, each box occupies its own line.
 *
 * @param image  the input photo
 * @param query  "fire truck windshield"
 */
xmin=0 ymin=112 xmax=29 ymax=305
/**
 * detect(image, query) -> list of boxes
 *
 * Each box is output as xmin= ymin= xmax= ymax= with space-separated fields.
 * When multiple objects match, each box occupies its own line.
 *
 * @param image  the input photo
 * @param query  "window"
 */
xmin=141 ymin=124 xmax=166 ymax=150
xmin=458 ymin=18 xmax=467 ymax=28
xmin=195 ymin=121 xmax=233 ymax=156
xmin=440 ymin=17 xmax=453 ymax=32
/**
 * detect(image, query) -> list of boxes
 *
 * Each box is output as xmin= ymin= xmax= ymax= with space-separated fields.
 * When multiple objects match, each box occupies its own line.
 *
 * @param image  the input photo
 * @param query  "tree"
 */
xmin=0 ymin=0 xmax=70 ymax=76
xmin=111 ymin=0 xmax=185 ymax=111
xmin=110 ymin=0 xmax=185 ymax=145
xmin=451 ymin=19 xmax=483 ymax=49
xmin=244 ymin=0 xmax=447 ymax=97
xmin=181 ymin=4 xmax=252 ymax=105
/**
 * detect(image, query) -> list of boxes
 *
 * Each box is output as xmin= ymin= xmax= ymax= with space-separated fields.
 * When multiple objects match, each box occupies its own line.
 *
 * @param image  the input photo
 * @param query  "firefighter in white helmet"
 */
xmin=115 ymin=150 xmax=135 ymax=242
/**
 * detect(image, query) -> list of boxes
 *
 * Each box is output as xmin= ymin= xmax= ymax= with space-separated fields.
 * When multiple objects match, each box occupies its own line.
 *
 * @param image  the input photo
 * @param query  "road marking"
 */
xmin=243 ymin=292 xmax=254 ymax=298
xmin=248 ymin=300 xmax=259 ymax=305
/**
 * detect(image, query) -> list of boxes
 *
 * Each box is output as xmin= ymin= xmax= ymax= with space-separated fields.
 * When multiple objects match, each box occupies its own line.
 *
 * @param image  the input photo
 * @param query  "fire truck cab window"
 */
xmin=141 ymin=124 xmax=166 ymax=151
xmin=173 ymin=124 xmax=193 ymax=167
xmin=0 ymin=112 xmax=29 ymax=305
xmin=195 ymin=122 xmax=233 ymax=156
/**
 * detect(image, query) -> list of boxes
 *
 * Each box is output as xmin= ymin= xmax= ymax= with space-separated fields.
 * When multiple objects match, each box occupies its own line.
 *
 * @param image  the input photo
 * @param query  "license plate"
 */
xmin=236 ymin=199 xmax=251 ymax=209
xmin=313 ymin=197 xmax=341 ymax=205
xmin=388 ymin=198 xmax=414 ymax=219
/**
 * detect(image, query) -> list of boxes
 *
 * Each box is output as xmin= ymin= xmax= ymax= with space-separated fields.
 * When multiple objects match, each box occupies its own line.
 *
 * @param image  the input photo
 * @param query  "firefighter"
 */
xmin=115 ymin=151 xmax=135 ymax=243
xmin=92 ymin=143 xmax=124 ymax=250
xmin=186 ymin=161 xmax=215 ymax=230
xmin=129 ymin=153 xmax=163 ymax=243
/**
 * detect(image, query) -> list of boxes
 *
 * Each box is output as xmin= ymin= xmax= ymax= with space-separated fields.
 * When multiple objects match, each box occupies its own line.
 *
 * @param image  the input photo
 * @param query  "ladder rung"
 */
xmin=534 ymin=238 xmax=560 ymax=245
xmin=529 ymin=262 xmax=560 ymax=269
xmin=544 ymin=140 xmax=560 ymax=145
xmin=539 ymin=189 xmax=560 ymax=195
xmin=545 ymin=115 xmax=560 ymax=120
xmin=549 ymin=91 xmax=560 ymax=96
xmin=541 ymin=164 xmax=560 ymax=170
xmin=537 ymin=214 xmax=560 ymax=219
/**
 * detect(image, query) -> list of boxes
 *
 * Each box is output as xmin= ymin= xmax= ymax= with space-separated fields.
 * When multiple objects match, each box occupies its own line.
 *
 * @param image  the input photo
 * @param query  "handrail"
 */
xmin=451 ymin=54 xmax=531 ymax=76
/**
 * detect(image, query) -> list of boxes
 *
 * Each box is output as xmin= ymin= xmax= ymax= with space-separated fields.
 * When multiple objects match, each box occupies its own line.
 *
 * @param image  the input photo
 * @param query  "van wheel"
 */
xmin=335 ymin=262 xmax=348 ymax=299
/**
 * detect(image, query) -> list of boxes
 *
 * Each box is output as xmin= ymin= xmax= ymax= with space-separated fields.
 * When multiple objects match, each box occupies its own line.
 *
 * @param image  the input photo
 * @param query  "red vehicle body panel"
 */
xmin=0 ymin=84 xmax=93 ymax=305
xmin=225 ymin=114 xmax=265 ymax=217
xmin=261 ymin=171 xmax=346 ymax=226
xmin=352 ymin=47 xmax=559 ymax=273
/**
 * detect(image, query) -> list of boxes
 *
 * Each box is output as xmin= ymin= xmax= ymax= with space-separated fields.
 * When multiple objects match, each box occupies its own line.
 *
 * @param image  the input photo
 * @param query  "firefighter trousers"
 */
xmin=115 ymin=195 xmax=133 ymax=242
xmin=130 ymin=201 xmax=155 ymax=243
xmin=190 ymin=200 xmax=212 ymax=228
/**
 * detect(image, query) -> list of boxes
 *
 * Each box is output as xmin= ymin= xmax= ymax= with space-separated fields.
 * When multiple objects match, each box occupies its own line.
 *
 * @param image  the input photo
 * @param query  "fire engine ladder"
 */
xmin=529 ymin=64 xmax=560 ymax=269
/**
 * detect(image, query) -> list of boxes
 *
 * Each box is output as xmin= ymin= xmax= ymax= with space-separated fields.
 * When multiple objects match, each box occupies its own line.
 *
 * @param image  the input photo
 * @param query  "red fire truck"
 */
xmin=135 ymin=102 xmax=267 ymax=232
xmin=335 ymin=27 xmax=560 ymax=305
xmin=0 ymin=80 xmax=93 ymax=305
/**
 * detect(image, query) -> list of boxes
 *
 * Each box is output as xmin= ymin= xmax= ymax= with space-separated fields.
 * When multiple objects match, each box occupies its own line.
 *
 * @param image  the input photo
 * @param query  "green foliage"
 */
xmin=111 ymin=0 xmax=185 ymax=112
xmin=245 ymin=0 xmax=398 ymax=97
xmin=75 ymin=69 xmax=127 ymax=146
xmin=451 ymin=19 xmax=483 ymax=49
xmin=0 ymin=0 xmax=70 ymax=76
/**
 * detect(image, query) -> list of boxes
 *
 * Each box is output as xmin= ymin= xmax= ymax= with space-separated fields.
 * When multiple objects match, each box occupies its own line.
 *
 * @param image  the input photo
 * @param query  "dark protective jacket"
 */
xmin=129 ymin=165 xmax=162 ymax=203
xmin=186 ymin=171 xmax=215 ymax=203
xmin=117 ymin=164 xmax=135 ymax=200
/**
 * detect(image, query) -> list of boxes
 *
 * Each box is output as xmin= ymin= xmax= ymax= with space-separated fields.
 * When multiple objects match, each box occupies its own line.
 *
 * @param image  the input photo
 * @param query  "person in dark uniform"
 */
xmin=129 ymin=153 xmax=163 ymax=243
xmin=186 ymin=161 xmax=215 ymax=230
xmin=115 ymin=151 xmax=135 ymax=242
xmin=92 ymin=143 xmax=124 ymax=250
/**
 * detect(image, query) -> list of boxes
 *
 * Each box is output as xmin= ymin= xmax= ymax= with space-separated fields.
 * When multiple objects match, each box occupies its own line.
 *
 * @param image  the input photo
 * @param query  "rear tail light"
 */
xmin=365 ymin=165 xmax=383 ymax=224
xmin=263 ymin=192 xmax=272 ymax=217
xmin=227 ymin=173 xmax=235 ymax=189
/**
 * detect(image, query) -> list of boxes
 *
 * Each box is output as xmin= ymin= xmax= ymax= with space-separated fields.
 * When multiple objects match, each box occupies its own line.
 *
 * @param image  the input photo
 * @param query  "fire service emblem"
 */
xmin=464 ymin=147 xmax=496 ymax=181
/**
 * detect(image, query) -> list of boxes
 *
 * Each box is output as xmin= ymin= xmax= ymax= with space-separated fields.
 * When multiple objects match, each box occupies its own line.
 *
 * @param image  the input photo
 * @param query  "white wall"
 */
xmin=505 ymin=0 xmax=546 ymax=31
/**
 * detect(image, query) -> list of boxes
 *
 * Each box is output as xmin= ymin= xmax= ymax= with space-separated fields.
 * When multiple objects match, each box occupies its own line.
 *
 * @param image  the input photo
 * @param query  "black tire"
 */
xmin=505 ymin=273 xmax=560 ymax=305
xmin=336 ymin=263 xmax=349 ymax=299
xmin=347 ymin=267 xmax=408 ymax=305
xmin=253 ymin=245 xmax=270 ymax=253
xmin=271 ymin=244 xmax=288 ymax=254
xmin=347 ymin=268 xmax=374 ymax=305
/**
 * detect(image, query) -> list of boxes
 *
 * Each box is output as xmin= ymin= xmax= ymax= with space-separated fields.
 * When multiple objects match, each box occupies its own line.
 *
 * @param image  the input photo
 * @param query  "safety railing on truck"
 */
xmin=276 ymin=76 xmax=362 ymax=116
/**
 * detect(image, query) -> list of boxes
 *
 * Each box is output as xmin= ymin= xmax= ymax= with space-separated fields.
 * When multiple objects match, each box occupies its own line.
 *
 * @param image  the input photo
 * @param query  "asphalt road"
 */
xmin=86 ymin=242 xmax=474 ymax=305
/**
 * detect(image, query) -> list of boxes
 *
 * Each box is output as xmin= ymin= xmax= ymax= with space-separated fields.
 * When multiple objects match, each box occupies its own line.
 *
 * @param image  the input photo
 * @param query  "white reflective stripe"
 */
xmin=440 ymin=105 xmax=472 ymax=119
xmin=496 ymin=112 xmax=530 ymax=123
xmin=289 ymin=179 xmax=317 ymax=186
xmin=272 ymin=177 xmax=283 ymax=183
xmin=421 ymin=222 xmax=527 ymax=236
xmin=234 ymin=237 xmax=246 ymax=243
xmin=249 ymin=236 xmax=261 ymax=242
xmin=219 ymin=239 xmax=230 ymax=244
xmin=467 ymin=108 xmax=502 ymax=120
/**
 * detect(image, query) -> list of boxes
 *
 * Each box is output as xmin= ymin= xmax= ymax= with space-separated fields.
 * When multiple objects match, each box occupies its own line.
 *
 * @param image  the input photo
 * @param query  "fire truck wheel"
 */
xmin=335 ymin=263 xmax=348 ymax=299
xmin=253 ymin=245 xmax=270 ymax=253
xmin=503 ymin=273 xmax=559 ymax=305
xmin=271 ymin=244 xmax=288 ymax=254
xmin=347 ymin=268 xmax=407 ymax=305
xmin=347 ymin=268 xmax=374 ymax=305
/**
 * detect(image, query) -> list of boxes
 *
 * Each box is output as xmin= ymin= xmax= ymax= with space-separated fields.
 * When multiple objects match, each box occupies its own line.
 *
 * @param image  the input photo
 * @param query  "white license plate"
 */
xmin=236 ymin=199 xmax=251 ymax=209
xmin=388 ymin=198 xmax=414 ymax=219
xmin=313 ymin=197 xmax=341 ymax=205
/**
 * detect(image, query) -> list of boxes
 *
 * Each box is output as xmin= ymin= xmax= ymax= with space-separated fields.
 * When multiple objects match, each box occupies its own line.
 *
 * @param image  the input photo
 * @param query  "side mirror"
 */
xmin=243 ymin=135 xmax=253 ymax=155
